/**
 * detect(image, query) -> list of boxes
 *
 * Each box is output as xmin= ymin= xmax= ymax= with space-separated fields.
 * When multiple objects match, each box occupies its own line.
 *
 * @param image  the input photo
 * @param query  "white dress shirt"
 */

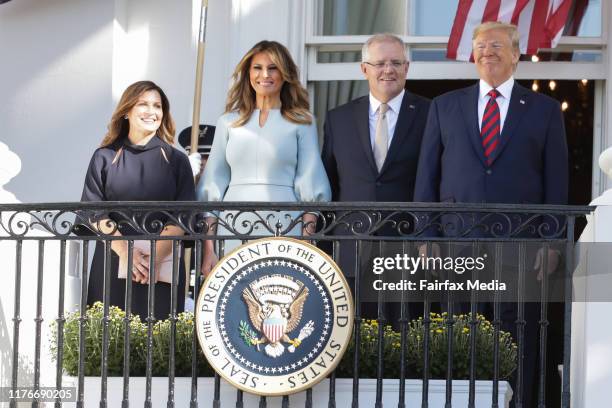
xmin=368 ymin=90 xmax=404 ymax=149
xmin=478 ymin=77 xmax=514 ymax=134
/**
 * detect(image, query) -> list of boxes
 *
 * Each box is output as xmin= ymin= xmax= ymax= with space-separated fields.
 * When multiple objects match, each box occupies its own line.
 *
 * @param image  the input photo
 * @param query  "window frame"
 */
xmin=304 ymin=0 xmax=607 ymax=81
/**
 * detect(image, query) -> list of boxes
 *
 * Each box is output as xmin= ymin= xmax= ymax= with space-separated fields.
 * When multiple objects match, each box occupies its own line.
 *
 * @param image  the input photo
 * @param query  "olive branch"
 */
xmin=239 ymin=320 xmax=258 ymax=346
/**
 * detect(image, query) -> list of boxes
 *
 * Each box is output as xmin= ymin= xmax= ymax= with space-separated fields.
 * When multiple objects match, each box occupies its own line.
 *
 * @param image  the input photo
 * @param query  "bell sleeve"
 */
xmin=196 ymin=115 xmax=231 ymax=202
xmin=81 ymin=149 xmax=108 ymax=202
xmin=293 ymin=120 xmax=332 ymax=202
xmin=172 ymin=149 xmax=196 ymax=201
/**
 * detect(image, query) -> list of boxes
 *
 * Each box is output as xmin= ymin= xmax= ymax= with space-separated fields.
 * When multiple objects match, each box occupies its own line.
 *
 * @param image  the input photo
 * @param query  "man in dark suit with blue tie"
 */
xmin=322 ymin=33 xmax=430 ymax=325
xmin=414 ymin=22 xmax=568 ymax=407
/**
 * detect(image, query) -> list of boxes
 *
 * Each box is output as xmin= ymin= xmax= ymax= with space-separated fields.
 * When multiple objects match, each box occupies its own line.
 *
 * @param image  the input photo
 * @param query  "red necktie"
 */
xmin=481 ymin=89 xmax=500 ymax=165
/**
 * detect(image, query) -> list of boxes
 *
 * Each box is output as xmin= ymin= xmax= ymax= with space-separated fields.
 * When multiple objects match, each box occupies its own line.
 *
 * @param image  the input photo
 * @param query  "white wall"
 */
xmin=199 ymin=0 xmax=307 ymax=124
xmin=0 ymin=0 xmax=304 ymax=202
xmin=113 ymin=0 xmax=198 ymax=132
xmin=0 ymin=0 xmax=115 ymax=203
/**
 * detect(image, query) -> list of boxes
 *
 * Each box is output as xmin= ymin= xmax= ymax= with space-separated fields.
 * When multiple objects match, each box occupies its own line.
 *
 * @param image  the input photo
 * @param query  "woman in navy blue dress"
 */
xmin=81 ymin=81 xmax=195 ymax=320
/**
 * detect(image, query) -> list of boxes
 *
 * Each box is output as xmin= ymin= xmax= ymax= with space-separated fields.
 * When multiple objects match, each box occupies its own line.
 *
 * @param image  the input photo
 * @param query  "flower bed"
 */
xmin=52 ymin=302 xmax=516 ymax=379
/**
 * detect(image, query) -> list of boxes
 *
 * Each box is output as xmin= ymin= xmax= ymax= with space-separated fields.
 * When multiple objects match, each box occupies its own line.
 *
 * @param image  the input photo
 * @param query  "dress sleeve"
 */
xmin=196 ymin=115 xmax=231 ymax=202
xmin=173 ymin=149 xmax=196 ymax=201
xmin=293 ymin=119 xmax=332 ymax=202
xmin=81 ymin=150 xmax=107 ymax=201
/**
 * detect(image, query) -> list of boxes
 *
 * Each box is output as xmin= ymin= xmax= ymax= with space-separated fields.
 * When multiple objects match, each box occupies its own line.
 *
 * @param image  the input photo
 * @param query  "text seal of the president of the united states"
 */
xmin=195 ymin=237 xmax=354 ymax=396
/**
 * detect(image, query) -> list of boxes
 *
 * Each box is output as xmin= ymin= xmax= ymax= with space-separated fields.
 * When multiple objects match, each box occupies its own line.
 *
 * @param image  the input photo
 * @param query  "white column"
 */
xmin=602 ymin=0 xmax=612 ymax=192
xmin=572 ymin=147 xmax=612 ymax=407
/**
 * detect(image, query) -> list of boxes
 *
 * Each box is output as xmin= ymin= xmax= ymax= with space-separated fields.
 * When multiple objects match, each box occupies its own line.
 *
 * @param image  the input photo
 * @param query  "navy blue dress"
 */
xmin=81 ymin=136 xmax=195 ymax=320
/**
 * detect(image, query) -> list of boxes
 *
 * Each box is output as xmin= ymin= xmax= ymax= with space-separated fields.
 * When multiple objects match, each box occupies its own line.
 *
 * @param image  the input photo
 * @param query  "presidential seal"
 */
xmin=195 ymin=238 xmax=354 ymax=396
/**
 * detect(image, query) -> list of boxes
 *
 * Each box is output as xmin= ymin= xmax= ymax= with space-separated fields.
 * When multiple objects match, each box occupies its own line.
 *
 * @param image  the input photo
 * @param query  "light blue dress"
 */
xmin=196 ymin=109 xmax=331 ymax=245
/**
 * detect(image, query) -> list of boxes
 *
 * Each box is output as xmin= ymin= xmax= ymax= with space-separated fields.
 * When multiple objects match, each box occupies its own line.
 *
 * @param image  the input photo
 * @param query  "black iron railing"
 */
xmin=0 ymin=202 xmax=591 ymax=408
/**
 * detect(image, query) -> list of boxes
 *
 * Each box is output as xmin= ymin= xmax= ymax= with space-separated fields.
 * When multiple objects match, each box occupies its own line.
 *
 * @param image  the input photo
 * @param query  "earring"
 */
xmin=124 ymin=115 xmax=128 ymax=119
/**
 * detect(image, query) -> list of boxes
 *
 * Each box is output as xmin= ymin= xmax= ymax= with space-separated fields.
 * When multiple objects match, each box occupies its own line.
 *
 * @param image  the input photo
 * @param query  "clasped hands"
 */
xmin=115 ymin=245 xmax=159 ymax=284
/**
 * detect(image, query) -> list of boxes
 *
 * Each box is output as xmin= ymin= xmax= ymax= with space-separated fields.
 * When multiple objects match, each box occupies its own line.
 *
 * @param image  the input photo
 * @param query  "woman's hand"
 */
xmin=114 ymin=244 xmax=150 ymax=284
xmin=201 ymin=240 xmax=218 ymax=277
xmin=132 ymin=246 xmax=150 ymax=284
xmin=302 ymin=212 xmax=318 ymax=236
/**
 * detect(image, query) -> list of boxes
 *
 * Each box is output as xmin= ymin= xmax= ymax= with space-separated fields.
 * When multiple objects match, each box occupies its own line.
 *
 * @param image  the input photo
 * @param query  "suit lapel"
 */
xmin=351 ymin=97 xmax=378 ymax=175
xmin=379 ymin=91 xmax=417 ymax=174
xmin=488 ymin=83 xmax=529 ymax=165
xmin=458 ymin=84 xmax=486 ymax=166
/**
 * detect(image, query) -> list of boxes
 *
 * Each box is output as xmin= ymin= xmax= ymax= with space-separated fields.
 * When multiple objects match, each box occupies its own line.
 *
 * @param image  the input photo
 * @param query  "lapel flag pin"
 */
xmin=409 ymin=104 xmax=415 ymax=109
xmin=520 ymin=100 xmax=525 ymax=104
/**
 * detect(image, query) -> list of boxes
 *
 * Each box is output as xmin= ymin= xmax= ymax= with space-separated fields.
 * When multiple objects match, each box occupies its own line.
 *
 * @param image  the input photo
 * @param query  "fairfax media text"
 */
xmin=373 ymin=279 xmax=507 ymax=292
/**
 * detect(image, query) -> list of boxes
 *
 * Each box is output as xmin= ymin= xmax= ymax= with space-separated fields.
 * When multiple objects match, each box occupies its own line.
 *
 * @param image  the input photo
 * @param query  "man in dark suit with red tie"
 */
xmin=414 ymin=22 xmax=568 ymax=407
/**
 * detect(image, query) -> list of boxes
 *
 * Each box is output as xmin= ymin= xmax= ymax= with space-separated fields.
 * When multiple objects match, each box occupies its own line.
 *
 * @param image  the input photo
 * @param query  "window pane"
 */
xmin=321 ymin=0 xmax=406 ymax=35
xmin=528 ymin=50 xmax=603 ymax=63
xmin=568 ymin=0 xmax=601 ymax=37
xmin=317 ymin=51 xmax=362 ymax=63
xmin=409 ymin=0 xmax=600 ymax=37
xmin=410 ymin=49 xmax=449 ymax=62
xmin=410 ymin=0 xmax=458 ymax=36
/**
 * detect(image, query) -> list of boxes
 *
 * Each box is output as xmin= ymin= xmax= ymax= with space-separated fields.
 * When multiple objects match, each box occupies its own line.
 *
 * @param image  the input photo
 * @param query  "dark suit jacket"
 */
xmin=414 ymin=82 xmax=568 ymax=237
xmin=414 ymin=82 xmax=568 ymax=406
xmin=323 ymin=91 xmax=431 ymax=202
xmin=322 ymin=91 xmax=430 ymax=275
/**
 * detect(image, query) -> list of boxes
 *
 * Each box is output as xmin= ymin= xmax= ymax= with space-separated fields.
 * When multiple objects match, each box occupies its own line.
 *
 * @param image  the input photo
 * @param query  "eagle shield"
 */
xmin=242 ymin=274 xmax=309 ymax=358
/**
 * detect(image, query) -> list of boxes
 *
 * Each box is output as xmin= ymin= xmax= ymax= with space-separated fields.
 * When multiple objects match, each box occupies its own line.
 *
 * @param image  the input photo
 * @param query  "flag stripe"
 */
xmin=499 ymin=0 xmax=520 ymax=22
xmin=447 ymin=0 xmax=475 ymax=59
xmin=482 ymin=0 xmax=502 ymax=21
xmin=516 ymin=0 xmax=536 ymax=54
xmin=527 ymin=0 xmax=550 ymax=54
xmin=543 ymin=0 xmax=573 ymax=48
xmin=447 ymin=0 xmax=577 ymax=61
xmin=457 ymin=1 xmax=488 ymax=61
xmin=511 ymin=0 xmax=530 ymax=23
xmin=566 ymin=0 xmax=588 ymax=36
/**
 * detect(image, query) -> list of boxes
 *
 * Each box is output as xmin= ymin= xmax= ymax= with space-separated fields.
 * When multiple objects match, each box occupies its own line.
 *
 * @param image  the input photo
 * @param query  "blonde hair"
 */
xmin=225 ymin=40 xmax=312 ymax=127
xmin=472 ymin=22 xmax=520 ymax=51
xmin=100 ymin=81 xmax=175 ymax=147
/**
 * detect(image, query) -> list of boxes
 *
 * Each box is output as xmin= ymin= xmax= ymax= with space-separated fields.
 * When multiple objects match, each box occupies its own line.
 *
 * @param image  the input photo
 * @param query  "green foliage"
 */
xmin=239 ymin=320 xmax=258 ymax=346
xmin=334 ymin=318 xmax=402 ymax=378
xmin=50 ymin=302 xmax=212 ymax=377
xmin=52 ymin=305 xmax=515 ymax=379
xmin=336 ymin=314 xmax=517 ymax=380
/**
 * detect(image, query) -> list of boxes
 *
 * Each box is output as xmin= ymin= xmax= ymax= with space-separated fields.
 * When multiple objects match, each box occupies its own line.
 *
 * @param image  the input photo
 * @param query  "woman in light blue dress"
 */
xmin=196 ymin=40 xmax=331 ymax=274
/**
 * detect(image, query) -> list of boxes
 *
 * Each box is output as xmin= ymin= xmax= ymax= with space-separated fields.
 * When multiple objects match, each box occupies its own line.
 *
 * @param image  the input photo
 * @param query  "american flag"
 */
xmin=447 ymin=0 xmax=585 ymax=61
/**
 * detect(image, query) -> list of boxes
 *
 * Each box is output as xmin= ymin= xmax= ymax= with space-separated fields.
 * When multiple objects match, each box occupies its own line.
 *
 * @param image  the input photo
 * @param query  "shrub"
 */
xmin=51 ymin=305 xmax=515 ymax=380
xmin=50 ymin=302 xmax=211 ymax=377
xmin=405 ymin=313 xmax=517 ymax=379
xmin=336 ymin=313 xmax=516 ymax=380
